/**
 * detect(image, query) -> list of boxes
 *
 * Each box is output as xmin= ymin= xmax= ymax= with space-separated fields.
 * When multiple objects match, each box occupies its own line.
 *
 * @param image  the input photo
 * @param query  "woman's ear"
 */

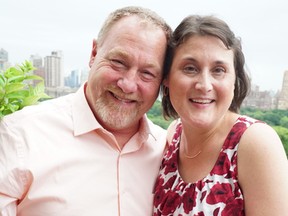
xmin=162 ymin=78 xmax=169 ymax=87
xmin=89 ymin=39 xmax=97 ymax=68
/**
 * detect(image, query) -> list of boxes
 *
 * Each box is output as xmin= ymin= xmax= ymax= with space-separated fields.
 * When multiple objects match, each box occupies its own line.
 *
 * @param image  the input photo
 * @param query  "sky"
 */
xmin=1 ymin=0 xmax=288 ymax=92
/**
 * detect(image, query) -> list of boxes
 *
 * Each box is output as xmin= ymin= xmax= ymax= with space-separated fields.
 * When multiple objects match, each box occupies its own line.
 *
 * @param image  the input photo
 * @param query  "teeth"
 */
xmin=192 ymin=99 xmax=212 ymax=104
xmin=113 ymin=94 xmax=134 ymax=103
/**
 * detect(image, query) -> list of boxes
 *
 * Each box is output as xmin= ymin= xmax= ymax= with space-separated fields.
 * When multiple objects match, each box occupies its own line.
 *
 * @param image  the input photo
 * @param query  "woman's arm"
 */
xmin=238 ymin=122 xmax=288 ymax=215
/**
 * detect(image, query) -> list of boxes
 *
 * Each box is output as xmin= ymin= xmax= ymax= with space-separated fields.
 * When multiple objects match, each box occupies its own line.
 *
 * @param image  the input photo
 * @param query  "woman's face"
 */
xmin=166 ymin=35 xmax=236 ymax=129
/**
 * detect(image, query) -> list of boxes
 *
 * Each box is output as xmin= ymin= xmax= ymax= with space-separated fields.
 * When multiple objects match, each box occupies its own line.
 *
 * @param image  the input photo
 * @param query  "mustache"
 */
xmin=107 ymin=85 xmax=139 ymax=101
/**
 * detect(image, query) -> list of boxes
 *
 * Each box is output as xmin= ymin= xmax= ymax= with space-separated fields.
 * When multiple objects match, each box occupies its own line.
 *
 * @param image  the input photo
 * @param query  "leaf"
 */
xmin=0 ymin=91 xmax=4 ymax=100
xmin=0 ymin=60 xmax=51 ymax=119
xmin=7 ymin=74 xmax=26 ymax=83
xmin=6 ymin=102 xmax=20 ymax=113
xmin=25 ymin=75 xmax=44 ymax=81
xmin=21 ymin=60 xmax=36 ymax=72
xmin=0 ymin=74 xmax=6 ymax=87
xmin=5 ymin=90 xmax=29 ymax=99
xmin=32 ymin=81 xmax=44 ymax=95
xmin=21 ymin=95 xmax=42 ymax=108
xmin=5 ymin=83 xmax=26 ymax=94
xmin=4 ymin=67 xmax=23 ymax=78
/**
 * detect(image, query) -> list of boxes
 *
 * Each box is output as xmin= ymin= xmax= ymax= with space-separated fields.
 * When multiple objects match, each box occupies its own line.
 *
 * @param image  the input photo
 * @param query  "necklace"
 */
xmin=182 ymin=139 xmax=202 ymax=159
xmin=183 ymin=148 xmax=202 ymax=159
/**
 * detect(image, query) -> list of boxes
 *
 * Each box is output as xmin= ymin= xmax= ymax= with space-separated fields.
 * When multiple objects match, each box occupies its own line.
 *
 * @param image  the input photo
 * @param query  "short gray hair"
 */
xmin=97 ymin=6 xmax=172 ymax=46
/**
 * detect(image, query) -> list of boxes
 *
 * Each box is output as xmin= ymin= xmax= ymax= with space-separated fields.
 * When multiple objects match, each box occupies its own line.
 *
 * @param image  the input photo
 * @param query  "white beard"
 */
xmin=94 ymin=97 xmax=139 ymax=129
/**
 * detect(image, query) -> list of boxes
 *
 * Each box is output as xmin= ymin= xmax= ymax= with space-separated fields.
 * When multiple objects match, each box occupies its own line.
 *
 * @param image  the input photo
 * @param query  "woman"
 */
xmin=153 ymin=15 xmax=288 ymax=215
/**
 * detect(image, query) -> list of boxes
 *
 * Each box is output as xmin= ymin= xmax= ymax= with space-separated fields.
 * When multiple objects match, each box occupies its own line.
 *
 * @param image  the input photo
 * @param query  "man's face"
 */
xmin=85 ymin=16 xmax=167 ymax=131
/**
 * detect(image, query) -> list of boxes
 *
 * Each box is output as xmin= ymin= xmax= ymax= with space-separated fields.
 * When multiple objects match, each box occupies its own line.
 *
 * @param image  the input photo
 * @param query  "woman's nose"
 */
xmin=195 ymin=73 xmax=213 ymax=92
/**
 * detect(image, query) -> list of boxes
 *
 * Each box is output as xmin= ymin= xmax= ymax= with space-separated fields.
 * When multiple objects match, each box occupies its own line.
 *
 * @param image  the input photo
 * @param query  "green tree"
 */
xmin=148 ymin=100 xmax=172 ymax=129
xmin=241 ymin=108 xmax=288 ymax=128
xmin=148 ymin=99 xmax=162 ymax=116
xmin=262 ymin=111 xmax=281 ymax=126
xmin=273 ymin=126 xmax=288 ymax=157
xmin=280 ymin=116 xmax=288 ymax=128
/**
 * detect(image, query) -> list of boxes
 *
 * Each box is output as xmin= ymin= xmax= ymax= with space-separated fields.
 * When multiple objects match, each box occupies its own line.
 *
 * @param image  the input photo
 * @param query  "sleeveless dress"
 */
xmin=153 ymin=116 xmax=262 ymax=216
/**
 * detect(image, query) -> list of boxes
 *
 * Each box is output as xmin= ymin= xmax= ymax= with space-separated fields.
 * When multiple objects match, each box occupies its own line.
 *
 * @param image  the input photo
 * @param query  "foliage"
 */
xmin=273 ymin=126 xmax=288 ymax=157
xmin=147 ymin=100 xmax=172 ymax=129
xmin=0 ymin=61 xmax=50 ymax=118
xmin=279 ymin=116 xmax=288 ymax=128
xmin=240 ymin=107 xmax=288 ymax=128
xmin=233 ymin=107 xmax=288 ymax=157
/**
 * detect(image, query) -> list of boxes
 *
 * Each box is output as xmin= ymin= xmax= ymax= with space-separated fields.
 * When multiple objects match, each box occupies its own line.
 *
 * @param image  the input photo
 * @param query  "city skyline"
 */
xmin=1 ymin=47 xmax=286 ymax=93
xmin=2 ymin=0 xmax=288 ymax=92
xmin=2 ymin=47 xmax=287 ymax=109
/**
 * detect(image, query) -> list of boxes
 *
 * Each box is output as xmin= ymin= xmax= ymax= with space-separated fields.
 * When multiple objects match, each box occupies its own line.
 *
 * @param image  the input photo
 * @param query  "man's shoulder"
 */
xmin=146 ymin=117 xmax=166 ymax=129
xmin=146 ymin=118 xmax=167 ymax=136
xmin=1 ymin=94 xmax=74 ymax=126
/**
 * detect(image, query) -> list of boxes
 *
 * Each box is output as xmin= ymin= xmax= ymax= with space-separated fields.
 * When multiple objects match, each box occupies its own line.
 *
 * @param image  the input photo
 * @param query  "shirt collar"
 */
xmin=138 ymin=115 xmax=154 ymax=141
xmin=72 ymin=83 xmax=102 ymax=136
xmin=72 ymin=83 xmax=156 ymax=141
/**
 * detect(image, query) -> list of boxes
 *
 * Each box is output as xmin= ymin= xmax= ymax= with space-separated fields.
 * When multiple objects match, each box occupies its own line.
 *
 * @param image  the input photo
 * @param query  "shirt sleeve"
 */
xmin=0 ymin=120 xmax=31 ymax=215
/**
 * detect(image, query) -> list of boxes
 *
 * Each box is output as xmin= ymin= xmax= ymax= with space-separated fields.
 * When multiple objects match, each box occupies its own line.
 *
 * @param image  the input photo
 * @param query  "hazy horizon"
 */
xmin=1 ymin=0 xmax=288 ymax=92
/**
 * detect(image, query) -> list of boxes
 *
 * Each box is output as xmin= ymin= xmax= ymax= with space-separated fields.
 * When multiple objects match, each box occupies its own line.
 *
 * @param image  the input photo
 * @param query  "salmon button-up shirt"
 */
xmin=0 ymin=85 xmax=167 ymax=216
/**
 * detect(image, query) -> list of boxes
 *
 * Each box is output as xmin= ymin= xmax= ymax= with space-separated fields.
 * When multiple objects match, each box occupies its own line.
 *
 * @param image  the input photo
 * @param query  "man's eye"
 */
xmin=110 ymin=59 xmax=124 ymax=66
xmin=141 ymin=70 xmax=157 ymax=81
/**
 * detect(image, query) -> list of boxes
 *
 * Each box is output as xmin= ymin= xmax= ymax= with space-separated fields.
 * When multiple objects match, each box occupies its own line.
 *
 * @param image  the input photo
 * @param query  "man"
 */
xmin=0 ymin=6 xmax=172 ymax=216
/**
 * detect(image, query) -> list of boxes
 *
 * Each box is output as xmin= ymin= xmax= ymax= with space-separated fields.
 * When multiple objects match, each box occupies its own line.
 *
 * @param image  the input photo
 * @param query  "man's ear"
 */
xmin=89 ymin=39 xmax=97 ymax=68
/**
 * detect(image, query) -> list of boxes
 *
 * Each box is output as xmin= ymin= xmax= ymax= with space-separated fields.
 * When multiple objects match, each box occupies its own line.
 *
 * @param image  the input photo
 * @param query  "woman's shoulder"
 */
xmin=237 ymin=115 xmax=263 ymax=125
xmin=166 ymin=119 xmax=181 ymax=144
xmin=238 ymin=115 xmax=278 ymax=146
xmin=237 ymin=115 xmax=287 ymax=178
xmin=237 ymin=115 xmax=288 ymax=214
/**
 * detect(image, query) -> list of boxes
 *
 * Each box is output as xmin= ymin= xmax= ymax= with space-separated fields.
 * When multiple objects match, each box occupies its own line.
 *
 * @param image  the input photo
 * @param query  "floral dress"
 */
xmin=153 ymin=116 xmax=262 ymax=216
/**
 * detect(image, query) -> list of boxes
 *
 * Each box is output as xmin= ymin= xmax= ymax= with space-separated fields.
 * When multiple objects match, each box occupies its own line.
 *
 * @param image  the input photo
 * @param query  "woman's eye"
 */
xmin=214 ymin=67 xmax=226 ymax=75
xmin=183 ymin=65 xmax=197 ymax=74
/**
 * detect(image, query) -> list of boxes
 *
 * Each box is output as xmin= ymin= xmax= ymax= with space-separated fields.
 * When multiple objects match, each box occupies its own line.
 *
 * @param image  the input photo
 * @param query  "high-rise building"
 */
xmin=66 ymin=69 xmax=81 ymax=88
xmin=44 ymin=51 xmax=64 ymax=87
xmin=64 ymin=68 xmax=89 ymax=88
xmin=30 ymin=54 xmax=43 ymax=69
xmin=0 ymin=48 xmax=9 ymax=71
xmin=277 ymin=70 xmax=288 ymax=110
xmin=30 ymin=54 xmax=45 ymax=85
xmin=242 ymin=84 xmax=276 ymax=110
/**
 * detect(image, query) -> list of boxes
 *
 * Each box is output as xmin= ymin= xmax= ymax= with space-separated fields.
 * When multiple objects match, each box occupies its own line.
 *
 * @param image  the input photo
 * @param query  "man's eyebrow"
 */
xmin=107 ymin=48 xmax=162 ymax=72
xmin=107 ymin=48 xmax=129 ymax=59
